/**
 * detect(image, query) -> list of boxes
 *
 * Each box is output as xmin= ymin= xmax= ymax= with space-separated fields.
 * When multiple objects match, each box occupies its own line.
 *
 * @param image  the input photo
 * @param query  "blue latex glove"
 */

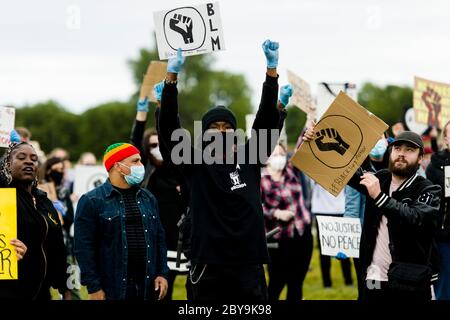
xmin=279 ymin=84 xmax=293 ymax=107
xmin=262 ymin=39 xmax=279 ymax=69
xmin=137 ymin=96 xmax=149 ymax=112
xmin=335 ymin=251 xmax=348 ymax=260
xmin=167 ymin=48 xmax=185 ymax=74
xmin=153 ymin=80 xmax=165 ymax=101
xmin=10 ymin=129 xmax=21 ymax=143
xmin=52 ymin=200 xmax=67 ymax=217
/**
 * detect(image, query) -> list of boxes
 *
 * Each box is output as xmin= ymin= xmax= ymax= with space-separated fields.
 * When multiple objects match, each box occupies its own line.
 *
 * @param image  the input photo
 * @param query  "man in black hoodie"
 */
xmin=426 ymin=121 xmax=450 ymax=300
xmin=158 ymin=40 xmax=284 ymax=301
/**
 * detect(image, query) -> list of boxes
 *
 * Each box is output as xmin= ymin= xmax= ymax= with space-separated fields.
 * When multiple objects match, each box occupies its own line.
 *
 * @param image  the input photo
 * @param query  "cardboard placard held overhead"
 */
xmin=0 ymin=188 xmax=18 ymax=280
xmin=413 ymin=76 xmax=450 ymax=129
xmin=316 ymin=216 xmax=362 ymax=258
xmin=139 ymin=61 xmax=168 ymax=102
xmin=291 ymin=91 xmax=388 ymax=196
xmin=287 ymin=70 xmax=316 ymax=120
xmin=0 ymin=106 xmax=16 ymax=148
xmin=153 ymin=2 xmax=225 ymax=60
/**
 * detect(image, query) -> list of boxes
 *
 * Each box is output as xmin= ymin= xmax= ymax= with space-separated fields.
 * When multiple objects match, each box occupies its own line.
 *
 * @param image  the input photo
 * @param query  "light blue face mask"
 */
xmin=118 ymin=162 xmax=145 ymax=186
xmin=370 ymin=139 xmax=387 ymax=160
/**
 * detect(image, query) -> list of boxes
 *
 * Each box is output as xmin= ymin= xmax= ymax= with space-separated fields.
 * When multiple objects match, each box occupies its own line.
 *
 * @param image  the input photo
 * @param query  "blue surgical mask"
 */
xmin=370 ymin=139 xmax=387 ymax=160
xmin=118 ymin=162 xmax=145 ymax=186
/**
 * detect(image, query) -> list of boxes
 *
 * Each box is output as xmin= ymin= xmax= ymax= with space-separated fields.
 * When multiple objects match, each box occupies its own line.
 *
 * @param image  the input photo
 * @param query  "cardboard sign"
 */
xmin=316 ymin=82 xmax=357 ymax=120
xmin=0 ymin=189 xmax=18 ymax=280
xmin=139 ymin=61 xmax=168 ymax=102
xmin=316 ymin=216 xmax=362 ymax=258
xmin=0 ymin=106 xmax=16 ymax=148
xmin=73 ymin=165 xmax=108 ymax=197
xmin=287 ymin=70 xmax=316 ymax=119
xmin=445 ymin=166 xmax=450 ymax=198
xmin=291 ymin=91 xmax=388 ymax=196
xmin=154 ymin=2 xmax=225 ymax=60
xmin=413 ymin=76 xmax=450 ymax=128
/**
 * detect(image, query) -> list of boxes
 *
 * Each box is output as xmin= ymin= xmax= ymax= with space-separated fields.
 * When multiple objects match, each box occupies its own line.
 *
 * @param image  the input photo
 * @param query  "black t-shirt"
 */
xmin=115 ymin=186 xmax=146 ymax=282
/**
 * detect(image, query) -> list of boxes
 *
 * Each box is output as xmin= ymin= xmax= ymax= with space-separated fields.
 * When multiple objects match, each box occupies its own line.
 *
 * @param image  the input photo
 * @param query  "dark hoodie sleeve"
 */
xmin=246 ymin=74 xmax=280 ymax=165
xmin=159 ymin=82 xmax=194 ymax=176
xmin=130 ymin=119 xmax=147 ymax=164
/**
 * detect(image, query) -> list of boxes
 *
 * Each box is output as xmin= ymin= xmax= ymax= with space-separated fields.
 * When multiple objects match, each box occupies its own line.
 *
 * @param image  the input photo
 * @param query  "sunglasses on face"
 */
xmin=150 ymin=143 xmax=158 ymax=148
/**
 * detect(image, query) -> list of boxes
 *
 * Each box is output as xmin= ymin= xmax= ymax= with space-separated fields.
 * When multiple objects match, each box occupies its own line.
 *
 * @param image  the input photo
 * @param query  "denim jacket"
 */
xmin=74 ymin=179 xmax=169 ymax=300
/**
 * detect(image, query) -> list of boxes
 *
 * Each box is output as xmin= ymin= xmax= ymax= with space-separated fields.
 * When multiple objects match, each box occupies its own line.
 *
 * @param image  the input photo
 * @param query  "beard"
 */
xmin=388 ymin=157 xmax=419 ymax=178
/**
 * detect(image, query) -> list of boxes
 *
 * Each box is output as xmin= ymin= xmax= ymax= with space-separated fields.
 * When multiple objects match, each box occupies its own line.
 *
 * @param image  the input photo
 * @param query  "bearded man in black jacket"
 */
xmin=303 ymin=128 xmax=441 ymax=301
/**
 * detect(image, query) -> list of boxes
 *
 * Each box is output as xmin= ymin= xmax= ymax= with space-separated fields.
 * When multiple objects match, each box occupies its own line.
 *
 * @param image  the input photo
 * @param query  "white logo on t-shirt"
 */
xmin=229 ymin=164 xmax=247 ymax=191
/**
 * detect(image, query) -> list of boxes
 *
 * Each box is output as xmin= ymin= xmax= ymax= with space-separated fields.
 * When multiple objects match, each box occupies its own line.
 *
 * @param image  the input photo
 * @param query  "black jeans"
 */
xmin=125 ymin=278 xmax=146 ymax=300
xmin=190 ymin=264 xmax=268 ymax=301
xmin=267 ymin=227 xmax=313 ymax=301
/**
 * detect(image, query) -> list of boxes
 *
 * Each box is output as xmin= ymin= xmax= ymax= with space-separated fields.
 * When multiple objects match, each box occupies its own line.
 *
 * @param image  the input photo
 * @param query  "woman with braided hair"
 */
xmin=0 ymin=142 xmax=70 ymax=300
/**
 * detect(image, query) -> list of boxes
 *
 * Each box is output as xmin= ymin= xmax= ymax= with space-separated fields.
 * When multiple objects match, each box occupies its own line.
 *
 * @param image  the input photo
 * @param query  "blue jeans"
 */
xmin=435 ymin=242 xmax=450 ymax=300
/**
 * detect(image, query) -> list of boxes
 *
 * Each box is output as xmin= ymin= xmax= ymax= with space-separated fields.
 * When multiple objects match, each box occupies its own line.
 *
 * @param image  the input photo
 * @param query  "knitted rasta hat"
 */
xmin=103 ymin=143 xmax=140 ymax=171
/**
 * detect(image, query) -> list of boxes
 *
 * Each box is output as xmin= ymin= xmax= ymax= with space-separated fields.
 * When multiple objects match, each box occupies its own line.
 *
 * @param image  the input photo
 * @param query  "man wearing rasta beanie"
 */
xmin=74 ymin=142 xmax=169 ymax=300
xmin=158 ymin=40 xmax=288 ymax=301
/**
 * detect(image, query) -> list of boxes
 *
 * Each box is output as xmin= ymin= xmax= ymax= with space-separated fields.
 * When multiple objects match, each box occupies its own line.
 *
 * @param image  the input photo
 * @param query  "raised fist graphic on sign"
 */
xmin=314 ymin=128 xmax=350 ymax=156
xmin=421 ymin=86 xmax=442 ymax=127
xmin=170 ymin=14 xmax=194 ymax=44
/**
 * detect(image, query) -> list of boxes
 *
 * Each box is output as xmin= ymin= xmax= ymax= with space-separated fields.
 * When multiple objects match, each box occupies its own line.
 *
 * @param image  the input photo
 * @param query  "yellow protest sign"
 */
xmin=139 ymin=61 xmax=168 ymax=102
xmin=0 ymin=188 xmax=18 ymax=280
xmin=291 ymin=92 xmax=388 ymax=196
xmin=413 ymin=76 xmax=450 ymax=128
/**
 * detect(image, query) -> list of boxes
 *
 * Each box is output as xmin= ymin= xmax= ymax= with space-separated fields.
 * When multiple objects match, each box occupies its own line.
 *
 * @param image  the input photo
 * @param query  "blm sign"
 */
xmin=154 ymin=2 xmax=225 ymax=60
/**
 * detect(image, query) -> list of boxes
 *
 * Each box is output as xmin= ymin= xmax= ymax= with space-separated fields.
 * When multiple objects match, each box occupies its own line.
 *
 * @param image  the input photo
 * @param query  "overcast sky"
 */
xmin=1 ymin=0 xmax=449 ymax=113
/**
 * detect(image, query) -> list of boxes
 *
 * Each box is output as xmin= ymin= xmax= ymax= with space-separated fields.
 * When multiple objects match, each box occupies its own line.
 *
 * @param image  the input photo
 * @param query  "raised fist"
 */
xmin=170 ymin=14 xmax=194 ymax=44
xmin=421 ymin=86 xmax=442 ymax=127
xmin=314 ymin=128 xmax=349 ymax=156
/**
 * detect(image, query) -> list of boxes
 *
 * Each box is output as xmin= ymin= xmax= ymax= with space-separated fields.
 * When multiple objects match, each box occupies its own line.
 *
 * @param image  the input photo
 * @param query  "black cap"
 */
xmin=389 ymin=131 xmax=424 ymax=149
xmin=201 ymin=106 xmax=237 ymax=132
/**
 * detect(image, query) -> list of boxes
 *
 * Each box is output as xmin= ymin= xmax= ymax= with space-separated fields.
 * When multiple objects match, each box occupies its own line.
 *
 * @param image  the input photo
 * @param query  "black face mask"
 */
xmin=49 ymin=171 xmax=64 ymax=185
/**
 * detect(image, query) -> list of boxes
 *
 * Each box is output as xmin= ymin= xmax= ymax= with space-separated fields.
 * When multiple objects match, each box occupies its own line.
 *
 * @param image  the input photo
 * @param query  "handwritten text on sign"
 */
xmin=0 ymin=189 xmax=18 ymax=280
xmin=154 ymin=2 xmax=225 ymax=59
xmin=316 ymin=215 xmax=362 ymax=258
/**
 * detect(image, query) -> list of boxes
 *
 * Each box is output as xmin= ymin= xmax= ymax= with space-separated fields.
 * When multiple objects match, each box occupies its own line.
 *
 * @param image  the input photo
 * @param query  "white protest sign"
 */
xmin=316 ymin=83 xmax=358 ymax=120
xmin=404 ymin=107 xmax=428 ymax=135
xmin=316 ymin=215 xmax=362 ymax=258
xmin=73 ymin=165 xmax=108 ymax=197
xmin=445 ymin=166 xmax=450 ymax=198
xmin=287 ymin=70 xmax=316 ymax=119
xmin=0 ymin=106 xmax=15 ymax=148
xmin=245 ymin=113 xmax=287 ymax=146
xmin=154 ymin=2 xmax=225 ymax=60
